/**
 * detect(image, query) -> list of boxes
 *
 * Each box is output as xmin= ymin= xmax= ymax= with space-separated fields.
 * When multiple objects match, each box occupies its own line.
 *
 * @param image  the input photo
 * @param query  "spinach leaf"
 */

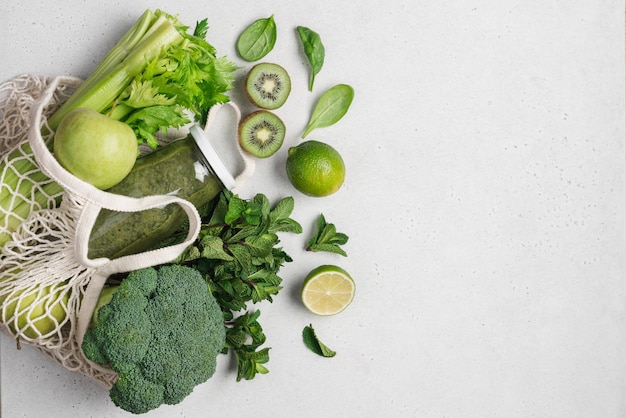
xmin=237 ymin=16 xmax=277 ymax=61
xmin=302 ymin=84 xmax=354 ymax=138
xmin=297 ymin=26 xmax=325 ymax=91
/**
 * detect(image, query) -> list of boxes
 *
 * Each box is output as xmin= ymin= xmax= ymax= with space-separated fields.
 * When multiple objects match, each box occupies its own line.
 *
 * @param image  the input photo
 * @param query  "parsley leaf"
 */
xmin=302 ymin=324 xmax=336 ymax=358
xmin=306 ymin=213 xmax=349 ymax=256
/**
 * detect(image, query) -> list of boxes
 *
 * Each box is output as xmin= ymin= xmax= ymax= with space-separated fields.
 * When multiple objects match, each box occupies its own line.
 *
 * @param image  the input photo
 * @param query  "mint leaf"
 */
xmin=172 ymin=190 xmax=302 ymax=380
xmin=225 ymin=311 xmax=271 ymax=381
xmin=237 ymin=347 xmax=270 ymax=380
xmin=253 ymin=193 xmax=271 ymax=218
xmin=302 ymin=325 xmax=336 ymax=358
xmin=308 ymin=243 xmax=346 ymax=256
xmin=244 ymin=235 xmax=274 ymax=257
xmin=269 ymin=196 xmax=295 ymax=222
xmin=306 ymin=214 xmax=349 ymax=256
xmin=199 ymin=235 xmax=232 ymax=261
xmin=269 ymin=197 xmax=302 ymax=234
xmin=225 ymin=194 xmax=247 ymax=224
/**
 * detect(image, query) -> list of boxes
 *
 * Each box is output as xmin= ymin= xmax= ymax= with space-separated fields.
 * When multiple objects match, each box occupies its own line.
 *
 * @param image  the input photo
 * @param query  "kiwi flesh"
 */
xmin=245 ymin=63 xmax=291 ymax=109
xmin=238 ymin=110 xmax=286 ymax=158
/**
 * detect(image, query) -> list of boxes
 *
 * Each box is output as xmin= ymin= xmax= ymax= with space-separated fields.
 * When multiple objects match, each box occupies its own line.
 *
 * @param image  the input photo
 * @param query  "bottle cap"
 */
xmin=189 ymin=124 xmax=236 ymax=190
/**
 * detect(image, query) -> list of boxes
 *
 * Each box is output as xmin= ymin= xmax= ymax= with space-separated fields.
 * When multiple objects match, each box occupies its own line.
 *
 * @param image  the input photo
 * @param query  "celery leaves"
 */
xmin=121 ymin=79 xmax=176 ymax=109
xmin=54 ymin=11 xmax=238 ymax=148
xmin=124 ymin=105 xmax=189 ymax=149
xmin=115 ymin=18 xmax=238 ymax=147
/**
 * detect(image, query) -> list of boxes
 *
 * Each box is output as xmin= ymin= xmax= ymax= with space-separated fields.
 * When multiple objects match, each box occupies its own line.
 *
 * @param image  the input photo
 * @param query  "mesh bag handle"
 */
xmin=28 ymin=75 xmax=202 ymax=272
xmin=0 ymin=74 xmax=254 ymax=386
xmin=27 ymin=76 xmax=205 ymax=382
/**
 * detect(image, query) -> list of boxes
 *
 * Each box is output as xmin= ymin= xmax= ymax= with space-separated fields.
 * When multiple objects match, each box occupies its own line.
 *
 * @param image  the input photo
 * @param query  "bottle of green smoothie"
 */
xmin=88 ymin=124 xmax=236 ymax=260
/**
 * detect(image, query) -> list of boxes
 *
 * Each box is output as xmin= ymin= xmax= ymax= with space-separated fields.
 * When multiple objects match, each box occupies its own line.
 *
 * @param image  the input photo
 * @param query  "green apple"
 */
xmin=53 ymin=108 xmax=137 ymax=190
xmin=1 ymin=284 xmax=70 ymax=339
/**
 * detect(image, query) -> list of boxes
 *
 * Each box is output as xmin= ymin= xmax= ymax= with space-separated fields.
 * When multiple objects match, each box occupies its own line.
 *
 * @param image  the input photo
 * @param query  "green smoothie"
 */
xmin=88 ymin=136 xmax=222 ymax=260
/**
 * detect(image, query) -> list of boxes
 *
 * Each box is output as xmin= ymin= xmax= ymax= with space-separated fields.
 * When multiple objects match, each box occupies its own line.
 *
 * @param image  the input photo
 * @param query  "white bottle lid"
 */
xmin=189 ymin=123 xmax=236 ymax=190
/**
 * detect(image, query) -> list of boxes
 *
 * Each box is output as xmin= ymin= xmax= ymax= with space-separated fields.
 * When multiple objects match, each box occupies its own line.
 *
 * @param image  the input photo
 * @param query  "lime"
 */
xmin=285 ymin=140 xmax=345 ymax=197
xmin=301 ymin=265 xmax=355 ymax=316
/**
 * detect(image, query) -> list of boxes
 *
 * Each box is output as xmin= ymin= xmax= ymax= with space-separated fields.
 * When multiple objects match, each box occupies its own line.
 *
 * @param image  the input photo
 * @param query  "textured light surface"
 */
xmin=1 ymin=1 xmax=624 ymax=417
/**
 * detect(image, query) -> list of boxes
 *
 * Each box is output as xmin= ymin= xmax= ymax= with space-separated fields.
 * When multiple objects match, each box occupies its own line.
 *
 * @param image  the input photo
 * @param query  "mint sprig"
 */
xmin=306 ymin=213 xmax=349 ymax=256
xmin=225 ymin=311 xmax=270 ymax=381
xmin=173 ymin=190 xmax=302 ymax=380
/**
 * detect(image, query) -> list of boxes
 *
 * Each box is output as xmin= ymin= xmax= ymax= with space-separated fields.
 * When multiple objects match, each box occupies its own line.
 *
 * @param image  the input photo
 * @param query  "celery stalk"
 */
xmin=0 ymin=156 xmax=30 ymax=209
xmin=47 ymin=15 xmax=183 ymax=130
xmin=1 ymin=11 xmax=178 ymax=248
xmin=1 ymin=12 xmax=182 ymax=243
xmin=0 ymin=232 xmax=11 ymax=247
xmin=1 ymin=169 xmax=49 ymax=210
xmin=1 ymin=9 xmax=237 ymax=250
xmin=107 ymin=102 xmax=135 ymax=121
xmin=0 ymin=144 xmax=40 ymax=216
xmin=0 ymin=179 xmax=63 ymax=247
xmin=69 ymin=10 xmax=158 ymax=98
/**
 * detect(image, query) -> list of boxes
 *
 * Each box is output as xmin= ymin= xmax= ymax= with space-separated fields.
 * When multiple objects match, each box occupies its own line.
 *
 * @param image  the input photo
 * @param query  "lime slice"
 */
xmin=301 ymin=265 xmax=355 ymax=315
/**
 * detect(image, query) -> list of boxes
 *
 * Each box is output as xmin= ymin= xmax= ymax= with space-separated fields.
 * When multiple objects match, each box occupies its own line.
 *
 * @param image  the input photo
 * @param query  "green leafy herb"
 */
xmin=225 ymin=311 xmax=271 ymax=381
xmin=1 ymin=10 xmax=238 ymax=246
xmin=306 ymin=213 xmax=349 ymax=256
xmin=236 ymin=15 xmax=277 ymax=61
xmin=302 ymin=325 xmax=336 ymax=358
xmin=297 ymin=26 xmax=325 ymax=91
xmin=178 ymin=190 xmax=302 ymax=314
xmin=302 ymin=83 xmax=354 ymax=138
xmin=49 ymin=11 xmax=238 ymax=148
xmin=173 ymin=191 xmax=302 ymax=380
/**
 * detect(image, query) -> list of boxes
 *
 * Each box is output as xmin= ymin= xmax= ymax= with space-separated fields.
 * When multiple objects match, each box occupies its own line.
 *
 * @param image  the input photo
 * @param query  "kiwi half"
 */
xmin=238 ymin=110 xmax=286 ymax=158
xmin=244 ymin=63 xmax=291 ymax=109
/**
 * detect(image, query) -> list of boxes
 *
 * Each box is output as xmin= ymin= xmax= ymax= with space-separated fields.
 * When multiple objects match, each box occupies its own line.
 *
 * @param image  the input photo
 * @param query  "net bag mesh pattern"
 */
xmin=0 ymin=75 xmax=203 ymax=388
xmin=0 ymin=76 xmax=66 ymax=245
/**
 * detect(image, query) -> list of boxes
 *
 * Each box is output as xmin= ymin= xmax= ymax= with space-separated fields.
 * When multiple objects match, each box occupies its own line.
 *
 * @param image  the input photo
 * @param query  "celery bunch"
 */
xmin=0 ymin=9 xmax=238 ymax=248
xmin=49 ymin=9 xmax=238 ymax=147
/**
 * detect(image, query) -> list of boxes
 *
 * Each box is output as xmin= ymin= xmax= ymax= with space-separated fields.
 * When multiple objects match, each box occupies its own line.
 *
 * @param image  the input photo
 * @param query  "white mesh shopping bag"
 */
xmin=0 ymin=74 xmax=253 ymax=387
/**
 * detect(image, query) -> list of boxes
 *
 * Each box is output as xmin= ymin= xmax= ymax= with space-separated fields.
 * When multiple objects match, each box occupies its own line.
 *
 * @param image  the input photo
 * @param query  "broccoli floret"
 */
xmin=82 ymin=265 xmax=226 ymax=415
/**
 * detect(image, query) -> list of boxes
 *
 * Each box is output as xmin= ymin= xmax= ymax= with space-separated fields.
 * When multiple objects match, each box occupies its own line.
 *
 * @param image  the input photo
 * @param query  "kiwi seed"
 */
xmin=244 ymin=63 xmax=291 ymax=110
xmin=238 ymin=110 xmax=286 ymax=158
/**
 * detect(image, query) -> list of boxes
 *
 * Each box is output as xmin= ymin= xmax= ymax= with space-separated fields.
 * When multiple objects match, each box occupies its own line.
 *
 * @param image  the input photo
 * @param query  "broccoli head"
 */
xmin=82 ymin=265 xmax=226 ymax=414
